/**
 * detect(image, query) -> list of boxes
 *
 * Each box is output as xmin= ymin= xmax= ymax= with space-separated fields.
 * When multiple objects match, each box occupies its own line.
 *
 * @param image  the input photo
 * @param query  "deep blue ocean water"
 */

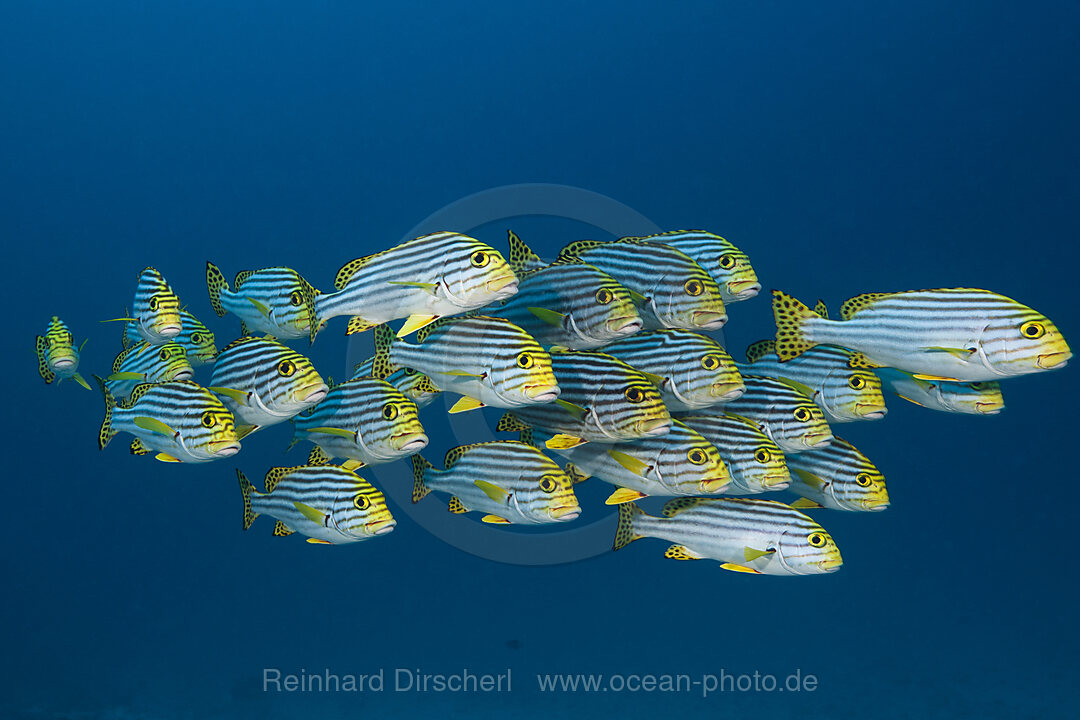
xmin=3 ymin=2 xmax=1078 ymax=718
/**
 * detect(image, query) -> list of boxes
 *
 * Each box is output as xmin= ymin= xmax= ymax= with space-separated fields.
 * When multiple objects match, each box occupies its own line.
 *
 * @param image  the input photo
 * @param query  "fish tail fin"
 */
xmin=237 ymin=469 xmax=259 ymax=530
xmin=411 ymin=454 xmax=434 ymax=503
xmin=507 ymin=230 xmax=543 ymax=273
xmin=613 ymin=501 xmax=646 ymax=551
xmin=95 ymin=374 xmax=118 ymax=450
xmin=372 ymin=324 xmax=400 ymax=379
xmin=205 ymin=261 xmax=229 ymax=317
xmin=35 ymin=335 xmax=55 ymax=384
xmin=772 ymin=290 xmax=819 ymax=361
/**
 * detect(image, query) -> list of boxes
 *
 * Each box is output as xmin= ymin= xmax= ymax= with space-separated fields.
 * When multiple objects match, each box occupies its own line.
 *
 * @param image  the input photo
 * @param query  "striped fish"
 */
xmin=621 ymin=230 xmax=760 ymax=303
xmin=786 ymin=436 xmax=889 ymax=512
xmin=678 ymin=413 xmax=791 ymax=493
xmin=35 ymin=316 xmax=91 ymax=390
xmin=238 ymin=447 xmax=395 ymax=544
xmin=208 ymin=336 xmax=328 ymax=437
xmin=773 ymin=288 xmax=1071 ymax=381
xmin=495 ymin=350 xmax=672 ymax=448
xmin=742 ymin=339 xmax=886 ymax=423
xmin=205 ymin=262 xmax=320 ymax=341
xmin=372 ymin=317 xmax=558 ymax=413
xmin=614 ymin=498 xmax=842 ymax=575
xmin=106 ymin=341 xmax=194 ymax=400
xmin=411 ymin=441 xmax=580 ymax=524
xmin=291 ymin=376 xmax=427 ymax=466
xmin=876 ymin=368 xmax=1005 ymax=415
xmin=602 ymin=329 xmax=745 ymax=411
xmin=487 ymin=230 xmax=642 ymax=349
xmin=352 ymin=357 xmax=441 ymax=408
xmin=706 ymin=375 xmax=833 ymax=454
xmin=96 ymin=378 xmax=241 ymax=463
xmin=517 ymin=420 xmax=729 ymax=504
xmin=125 ymin=310 xmax=217 ymax=367
xmin=313 ymin=232 xmax=519 ymax=340
xmin=556 ymin=238 xmax=727 ymax=331
xmin=106 ymin=267 xmax=182 ymax=345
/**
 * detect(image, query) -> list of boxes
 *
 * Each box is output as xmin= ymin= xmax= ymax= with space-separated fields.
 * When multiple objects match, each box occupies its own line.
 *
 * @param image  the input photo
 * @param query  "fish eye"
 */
xmin=793 ymin=407 xmax=812 ymax=422
xmin=754 ymin=447 xmax=772 ymax=463
xmin=470 ymin=250 xmax=490 ymax=268
xmin=700 ymin=354 xmax=721 ymax=371
xmin=148 ymin=296 xmax=160 ymax=311
xmin=684 ymin=279 xmax=704 ymax=296
xmin=595 ymin=288 xmax=613 ymax=304
xmin=404 ymin=368 xmax=417 ymax=376
xmin=539 ymin=476 xmax=558 ymax=493
xmin=382 ymin=403 xmax=399 ymax=420
xmin=354 ymin=494 xmax=371 ymax=510
xmin=848 ymin=375 xmax=866 ymax=390
xmin=687 ymin=448 xmax=708 ymax=465
xmin=516 ymin=352 xmax=534 ymax=369
xmin=289 ymin=290 xmax=304 ymax=306
xmin=190 ymin=333 xmax=202 ymax=344
xmin=200 ymin=411 xmax=216 ymax=428
xmin=624 ymin=386 xmax=645 ymax=403
xmin=1020 ymin=321 xmax=1045 ymax=339
xmin=855 ymin=472 xmax=873 ymax=487
xmin=277 ymin=360 xmax=296 ymax=377
xmin=807 ymin=532 xmax=828 ymax=548
xmin=159 ymin=348 xmax=170 ymax=360
xmin=718 ymin=254 xmax=736 ymax=270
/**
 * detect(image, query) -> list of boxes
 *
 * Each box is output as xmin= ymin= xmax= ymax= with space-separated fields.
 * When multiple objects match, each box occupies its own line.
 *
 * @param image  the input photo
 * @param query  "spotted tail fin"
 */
xmin=372 ymin=324 xmax=401 ymax=379
xmin=772 ymin=290 xmax=819 ymax=362
xmin=411 ymin=454 xmax=434 ymax=503
xmin=94 ymin=374 xmax=118 ymax=450
xmin=205 ymin=261 xmax=229 ymax=317
xmin=237 ymin=469 xmax=259 ymax=530
xmin=613 ymin=502 xmax=646 ymax=551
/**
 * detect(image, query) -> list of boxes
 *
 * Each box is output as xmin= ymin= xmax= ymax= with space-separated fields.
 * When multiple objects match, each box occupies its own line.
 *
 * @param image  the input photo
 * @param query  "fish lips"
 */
xmin=854 ymin=403 xmax=888 ymax=419
xmin=299 ymin=383 xmax=330 ymax=405
xmin=486 ymin=274 xmax=519 ymax=297
xmin=711 ymin=382 xmax=745 ymax=401
xmin=210 ymin=441 xmax=242 ymax=457
xmin=974 ymin=401 xmax=1004 ymax=415
xmin=172 ymin=369 xmax=195 ymax=382
xmin=52 ymin=358 xmax=76 ymax=370
xmin=155 ymin=323 xmax=183 ymax=338
xmin=1037 ymin=351 xmax=1071 ymax=370
xmin=817 ymin=557 xmax=844 ymax=573
xmin=700 ymin=476 xmax=730 ymax=493
xmin=726 ymin=280 xmax=761 ymax=300
xmin=607 ymin=316 xmax=643 ymax=335
xmin=524 ymin=383 xmax=561 ymax=402
xmin=366 ymin=518 xmax=397 ymax=536
xmin=391 ymin=431 xmax=429 ymax=452
xmin=548 ymin=505 xmax=581 ymax=521
xmin=639 ymin=417 xmax=672 ymax=437
xmin=802 ymin=432 xmax=833 ymax=449
xmin=692 ymin=310 xmax=728 ymax=329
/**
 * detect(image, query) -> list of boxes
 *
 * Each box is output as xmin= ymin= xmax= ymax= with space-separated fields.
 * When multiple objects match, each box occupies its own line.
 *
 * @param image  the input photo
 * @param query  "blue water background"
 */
xmin=2 ymin=1 xmax=1078 ymax=718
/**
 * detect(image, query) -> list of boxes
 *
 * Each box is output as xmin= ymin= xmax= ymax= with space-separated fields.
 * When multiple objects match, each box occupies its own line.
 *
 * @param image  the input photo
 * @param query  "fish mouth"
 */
xmin=173 ymin=369 xmax=195 ymax=381
xmin=486 ymin=274 xmax=519 ymax=295
xmin=803 ymin=432 xmax=833 ymax=448
xmin=549 ymin=505 xmax=581 ymax=521
xmin=210 ymin=441 xmax=242 ymax=456
xmin=607 ymin=316 xmax=643 ymax=335
xmin=726 ymin=280 xmax=761 ymax=299
xmin=524 ymin=383 xmax=560 ymax=402
xmin=391 ymin=432 xmax=428 ymax=452
xmin=975 ymin=401 xmax=1004 ymax=415
xmin=711 ymin=382 xmax=745 ymax=400
xmin=761 ymin=473 xmax=791 ymax=490
xmin=1037 ymin=351 xmax=1071 ymax=369
xmin=639 ymin=417 xmax=672 ymax=437
xmin=854 ymin=403 xmax=888 ymax=419
xmin=156 ymin=323 xmax=182 ymax=338
xmin=865 ymin=501 xmax=890 ymax=512
xmin=818 ymin=557 xmax=843 ymax=572
xmin=299 ymin=383 xmax=330 ymax=404
xmin=52 ymin=358 xmax=75 ymax=369
xmin=701 ymin=477 xmax=730 ymax=493
xmin=366 ymin=518 xmax=397 ymax=535
xmin=692 ymin=310 xmax=728 ymax=329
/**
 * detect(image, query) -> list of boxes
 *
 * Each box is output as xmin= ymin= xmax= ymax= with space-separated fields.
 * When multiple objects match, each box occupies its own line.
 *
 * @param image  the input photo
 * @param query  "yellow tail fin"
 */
xmin=772 ymin=290 xmax=819 ymax=361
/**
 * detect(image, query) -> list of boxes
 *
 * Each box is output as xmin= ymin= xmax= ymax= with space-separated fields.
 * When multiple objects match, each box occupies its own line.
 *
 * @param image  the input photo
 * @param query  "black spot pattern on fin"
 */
xmin=205 ymin=261 xmax=229 ymax=317
xmin=613 ymin=502 xmax=644 ymax=551
xmin=839 ymin=292 xmax=892 ymax=321
xmin=411 ymin=455 xmax=433 ymax=503
xmin=662 ymin=497 xmax=702 ymax=517
xmin=272 ymin=521 xmax=295 ymax=537
xmin=771 ymin=290 xmax=818 ymax=361
xmin=237 ymin=470 xmax=258 ymax=530
xmin=35 ymin=336 xmax=55 ymax=384
xmin=745 ymin=339 xmax=776 ymax=364
xmin=234 ymin=270 xmax=254 ymax=288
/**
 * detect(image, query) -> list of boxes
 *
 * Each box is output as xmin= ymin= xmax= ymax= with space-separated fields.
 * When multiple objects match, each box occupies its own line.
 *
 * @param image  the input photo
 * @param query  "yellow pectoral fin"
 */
xmin=527 ymin=307 xmax=566 ymax=327
xmin=474 ymin=479 xmax=511 ymax=503
xmin=605 ymin=487 xmax=648 ymax=505
xmin=919 ymin=346 xmax=974 ymax=361
xmin=293 ymin=501 xmax=328 ymax=525
xmin=894 ymin=393 xmax=928 ymax=408
xmin=154 ymin=453 xmax=181 ymax=463
xmin=341 ymin=459 xmax=365 ymax=471
xmin=555 ymin=399 xmax=588 ymax=420
xmin=397 ymin=314 xmax=440 ymax=337
xmin=482 ymin=514 xmax=511 ymax=525
xmin=72 ymin=373 xmax=93 ymax=391
xmin=207 ymin=386 xmax=251 ymax=406
xmin=448 ymin=396 xmax=485 ymax=414
xmin=306 ymin=426 xmax=356 ymax=439
xmin=744 ymin=546 xmax=776 ymax=562
xmin=247 ymin=297 xmax=271 ymax=318
xmin=235 ymin=425 xmax=259 ymax=440
xmin=134 ymin=416 xmax=176 ymax=437
xmin=790 ymin=497 xmax=823 ymax=509
xmin=386 ymin=281 xmax=439 ymax=295
xmin=607 ymin=449 xmax=650 ymax=477
xmin=545 ymin=434 xmax=586 ymax=450
xmin=720 ymin=563 xmax=762 ymax=574
xmin=101 ymin=317 xmax=137 ymax=323
xmin=791 ymin=467 xmax=826 ymax=489
xmin=107 ymin=372 xmax=145 ymax=382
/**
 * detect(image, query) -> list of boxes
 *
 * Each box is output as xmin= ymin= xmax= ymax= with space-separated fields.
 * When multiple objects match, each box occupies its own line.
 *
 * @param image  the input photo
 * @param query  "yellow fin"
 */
xmin=449 ymin=396 xmax=485 ymax=414
xmin=555 ymin=399 xmax=588 ymax=420
xmin=607 ymin=448 xmax=650 ymax=477
xmin=528 ymin=307 xmax=566 ymax=327
xmin=790 ymin=497 xmax=823 ymax=509
xmin=475 ymin=479 xmax=511 ymax=503
xmin=628 ymin=289 xmax=648 ymax=305
xmin=639 ymin=371 xmax=667 ymax=387
xmin=247 ymin=297 xmax=271 ymax=318
xmin=386 ymin=281 xmax=439 ymax=294
xmin=919 ymin=346 xmax=974 ymax=361
xmin=235 ymin=424 xmax=259 ymax=440
xmin=442 ymin=369 xmax=485 ymax=378
xmin=791 ymin=467 xmax=826 ymax=489
xmin=546 ymin=433 xmax=586 ymax=450
xmin=208 ymin=386 xmax=250 ymax=406
xmin=605 ymin=487 xmax=648 ymax=505
xmin=306 ymin=538 xmax=333 ymax=545
xmin=129 ymin=438 xmax=150 ymax=455
xmin=134 ymin=416 xmax=176 ymax=437
xmin=107 ymin=372 xmax=145 ymax=381
xmin=664 ymin=544 xmax=703 ymax=561
xmin=293 ymin=501 xmax=328 ymax=525
xmin=774 ymin=376 xmax=817 ymax=399
xmin=744 ymin=546 xmax=775 ymax=562
xmin=306 ymin=426 xmax=356 ymax=439
xmin=154 ymin=453 xmax=181 ymax=463
xmin=272 ymin=521 xmax=295 ymax=537
xmin=448 ymin=496 xmax=468 ymax=514
xmin=341 ymin=459 xmax=365 ymax=471
xmin=893 ymin=392 xmax=927 ymax=408
xmin=482 ymin=514 xmax=511 ymax=524
xmin=912 ymin=373 xmax=963 ymax=382
xmin=346 ymin=316 xmax=376 ymax=335
xmin=398 ymin=313 xmax=439 ymax=337
xmin=720 ymin=563 xmax=762 ymax=574
xmin=839 ymin=292 xmax=892 ymax=320
xmin=564 ymin=463 xmax=590 ymax=484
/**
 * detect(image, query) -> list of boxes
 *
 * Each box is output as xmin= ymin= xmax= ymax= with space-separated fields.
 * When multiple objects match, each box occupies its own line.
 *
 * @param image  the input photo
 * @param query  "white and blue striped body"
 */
xmin=106 ymin=342 xmax=194 ymax=399
xmin=711 ymin=375 xmax=833 ymax=454
xmin=678 ymin=413 xmax=791 ymax=494
xmin=875 ymin=368 xmax=1004 ymax=415
xmin=786 ymin=436 xmax=890 ymax=512
xmin=624 ymin=230 xmax=761 ymax=303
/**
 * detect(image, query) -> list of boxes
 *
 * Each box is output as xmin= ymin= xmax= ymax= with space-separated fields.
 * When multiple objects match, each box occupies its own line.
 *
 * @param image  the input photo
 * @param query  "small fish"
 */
xmin=488 ymin=230 xmax=642 ymax=349
xmin=106 ymin=341 xmax=194 ymax=400
xmin=495 ymin=350 xmax=672 ymax=447
xmin=602 ymin=329 xmax=745 ymax=411
xmin=876 ymin=368 xmax=1005 ymax=415
xmin=786 ymin=436 xmax=890 ymax=512
xmin=372 ymin=317 xmax=559 ymax=412
xmin=773 ymin=288 xmax=1071 ymax=381
xmin=313 ymin=232 xmax=519 ymax=340
xmin=35 ymin=316 xmax=91 ymax=390
xmin=238 ymin=447 xmax=395 ymax=544
xmin=208 ymin=336 xmax=328 ymax=437
xmin=556 ymin=238 xmax=728 ymax=331
xmin=96 ymin=378 xmax=241 ymax=463
xmin=124 ymin=309 xmax=217 ymax=367
xmin=614 ymin=498 xmax=843 ymax=575
xmin=707 ymin=375 xmax=833 ymax=454
xmin=678 ymin=413 xmax=791 ymax=493
xmin=291 ymin=376 xmax=427 ymax=466
xmin=352 ymin=357 xmax=442 ymax=408
xmin=411 ymin=441 xmax=581 ymax=524
xmin=621 ymin=230 xmax=760 ymax=303
xmin=206 ymin=262 xmax=320 ymax=341
xmin=742 ymin=339 xmax=886 ymax=423
xmin=105 ymin=267 xmax=182 ymax=345
xmin=518 ymin=420 xmax=729 ymax=503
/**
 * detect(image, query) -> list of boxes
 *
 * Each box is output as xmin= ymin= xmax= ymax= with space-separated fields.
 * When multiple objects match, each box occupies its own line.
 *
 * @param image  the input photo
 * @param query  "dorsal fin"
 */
xmin=444 ymin=443 xmax=484 ymax=469
xmin=234 ymin=270 xmax=255 ymax=288
xmin=839 ymin=292 xmax=893 ymax=320
xmin=745 ymin=340 xmax=776 ymax=364
xmin=813 ymin=300 xmax=829 ymax=319
xmin=415 ymin=315 xmax=461 ymax=343
xmin=495 ymin=412 xmax=529 ymax=433
xmin=111 ymin=342 xmax=143 ymax=373
xmin=127 ymin=382 xmax=155 ymax=405
xmin=556 ymin=239 xmax=608 ymax=260
xmin=846 ymin=351 xmax=882 ymax=369
xmin=661 ymin=497 xmax=704 ymax=517
xmin=335 ymin=251 xmax=386 ymax=291
xmin=306 ymin=446 xmax=332 ymax=466
xmin=506 ymin=230 xmax=545 ymax=275
xmin=264 ymin=466 xmax=292 ymax=493
xmin=220 ymin=335 xmax=262 ymax=353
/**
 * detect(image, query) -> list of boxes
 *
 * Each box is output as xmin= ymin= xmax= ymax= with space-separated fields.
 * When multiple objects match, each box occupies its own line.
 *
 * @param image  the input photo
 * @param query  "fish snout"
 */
xmin=639 ymin=417 xmax=672 ymax=437
xmin=854 ymin=403 xmax=888 ymax=419
xmin=486 ymin=274 xmax=519 ymax=297
xmin=1037 ymin=350 xmax=1071 ymax=370
xmin=210 ymin=441 xmax=242 ymax=457
xmin=607 ymin=316 xmax=643 ymax=335
xmin=692 ymin=310 xmax=728 ymax=329
xmin=300 ymin=383 xmax=330 ymax=405
xmin=52 ymin=357 xmax=75 ymax=370
xmin=367 ymin=518 xmax=397 ymax=536
xmin=548 ymin=504 xmax=581 ymax=521
xmin=524 ymin=383 xmax=560 ymax=402
xmin=711 ymin=382 xmax=745 ymax=401
xmin=156 ymin=323 xmax=183 ymax=338
xmin=392 ymin=431 xmax=429 ymax=453
xmin=818 ymin=556 xmax=844 ymax=573
xmin=701 ymin=476 xmax=730 ymax=494
xmin=803 ymin=431 xmax=833 ymax=448
xmin=173 ymin=368 xmax=195 ymax=381
xmin=726 ymin=280 xmax=761 ymax=300
xmin=975 ymin=400 xmax=1004 ymax=415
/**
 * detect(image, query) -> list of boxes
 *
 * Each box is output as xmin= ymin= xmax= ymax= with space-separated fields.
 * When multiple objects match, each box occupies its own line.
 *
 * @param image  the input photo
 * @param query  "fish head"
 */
xmin=151 ymin=343 xmax=195 ymax=382
xmin=776 ymin=402 xmax=834 ymax=452
xmin=676 ymin=435 xmax=731 ymax=495
xmin=182 ymin=323 xmax=218 ymax=366
xmin=191 ymin=405 xmax=242 ymax=459
xmin=646 ymin=267 xmax=728 ymax=331
xmin=935 ymin=380 xmax=1005 ymax=415
xmin=135 ymin=268 xmax=183 ymax=341
xmin=336 ymin=485 xmax=396 ymax=539
xmin=533 ymin=471 xmax=581 ymax=523
xmin=684 ymin=347 xmax=743 ymax=408
xmin=737 ymin=442 xmax=791 ymax=493
xmin=988 ymin=310 xmax=1072 ymax=375
xmin=777 ymin=524 xmax=843 ymax=574
xmin=360 ymin=387 xmax=428 ymax=461
xmin=561 ymin=268 xmax=643 ymax=345
xmin=616 ymin=381 xmax=672 ymax=440
xmin=388 ymin=367 xmax=442 ymax=408
xmin=44 ymin=321 xmax=79 ymax=370
xmin=489 ymin=340 xmax=560 ymax=406
xmin=440 ymin=235 xmax=519 ymax=308
xmin=819 ymin=367 xmax=888 ymax=421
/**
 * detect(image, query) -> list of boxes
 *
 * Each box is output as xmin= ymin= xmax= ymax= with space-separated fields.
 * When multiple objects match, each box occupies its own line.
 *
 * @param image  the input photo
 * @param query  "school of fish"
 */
xmin=38 ymin=229 xmax=1071 ymax=572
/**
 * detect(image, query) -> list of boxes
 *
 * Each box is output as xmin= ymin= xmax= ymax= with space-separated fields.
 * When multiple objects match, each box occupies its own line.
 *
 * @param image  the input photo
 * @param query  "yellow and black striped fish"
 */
xmin=411 ymin=441 xmax=580 ymax=525
xmin=208 ymin=336 xmax=328 ymax=437
xmin=35 ymin=316 xmax=90 ymax=390
xmin=786 ymin=436 xmax=889 ymax=512
xmin=705 ymin=375 xmax=833 ymax=454
xmin=678 ymin=412 xmax=791 ymax=494
xmin=206 ymin=262 xmax=321 ymax=342
xmin=602 ymin=329 xmax=744 ymax=411
xmin=106 ymin=341 xmax=194 ymax=400
xmin=614 ymin=498 xmax=842 ymax=575
xmin=556 ymin=238 xmax=727 ymax=331
xmin=106 ymin=267 xmax=183 ymax=345
xmin=96 ymin=377 xmax=241 ymax=463
xmin=352 ymin=356 xmax=441 ymax=409
xmin=238 ymin=446 xmax=395 ymax=545
xmin=773 ymin=288 xmax=1071 ymax=381
xmin=313 ymin=231 xmax=519 ymax=340
xmin=621 ymin=230 xmax=760 ymax=303
xmin=124 ymin=309 xmax=217 ymax=367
